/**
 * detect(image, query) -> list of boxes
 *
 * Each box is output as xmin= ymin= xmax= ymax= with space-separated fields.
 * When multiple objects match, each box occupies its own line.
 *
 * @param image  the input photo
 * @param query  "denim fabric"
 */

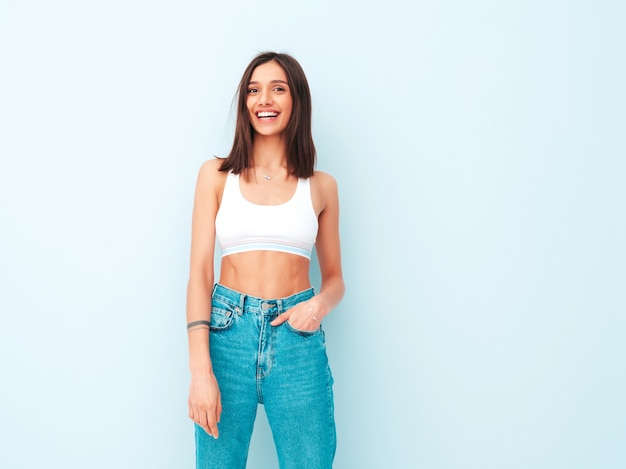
xmin=195 ymin=283 xmax=336 ymax=469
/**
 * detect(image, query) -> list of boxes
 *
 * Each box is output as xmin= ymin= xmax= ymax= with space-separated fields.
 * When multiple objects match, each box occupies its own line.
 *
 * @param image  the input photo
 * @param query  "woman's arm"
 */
xmin=271 ymin=172 xmax=345 ymax=329
xmin=186 ymin=159 xmax=223 ymax=438
xmin=310 ymin=172 xmax=345 ymax=317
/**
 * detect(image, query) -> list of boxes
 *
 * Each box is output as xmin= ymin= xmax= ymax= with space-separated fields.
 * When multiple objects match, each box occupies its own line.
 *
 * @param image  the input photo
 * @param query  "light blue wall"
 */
xmin=1 ymin=1 xmax=624 ymax=468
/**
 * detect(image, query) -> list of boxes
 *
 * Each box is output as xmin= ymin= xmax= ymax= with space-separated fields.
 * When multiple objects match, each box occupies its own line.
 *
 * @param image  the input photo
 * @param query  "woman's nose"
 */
xmin=258 ymin=88 xmax=273 ymax=105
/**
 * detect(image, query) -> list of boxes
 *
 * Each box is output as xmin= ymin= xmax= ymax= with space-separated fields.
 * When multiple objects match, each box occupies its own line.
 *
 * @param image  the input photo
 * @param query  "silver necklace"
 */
xmin=258 ymin=168 xmax=282 ymax=181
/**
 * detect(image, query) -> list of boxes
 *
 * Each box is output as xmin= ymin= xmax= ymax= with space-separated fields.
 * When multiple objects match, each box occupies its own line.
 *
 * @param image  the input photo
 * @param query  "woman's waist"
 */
xmin=212 ymin=283 xmax=315 ymax=312
xmin=218 ymin=252 xmax=312 ymax=299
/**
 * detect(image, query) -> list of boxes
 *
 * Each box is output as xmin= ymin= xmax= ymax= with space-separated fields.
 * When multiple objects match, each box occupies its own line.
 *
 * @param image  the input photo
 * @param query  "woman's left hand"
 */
xmin=270 ymin=298 xmax=326 ymax=331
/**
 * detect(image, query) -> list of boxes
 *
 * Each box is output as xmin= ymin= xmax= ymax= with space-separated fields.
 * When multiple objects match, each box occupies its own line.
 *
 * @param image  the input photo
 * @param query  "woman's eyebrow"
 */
xmin=248 ymin=79 xmax=289 ymax=85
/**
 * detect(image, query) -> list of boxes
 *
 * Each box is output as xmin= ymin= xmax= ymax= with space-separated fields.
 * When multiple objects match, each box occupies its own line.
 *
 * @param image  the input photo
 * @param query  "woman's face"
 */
xmin=246 ymin=60 xmax=293 ymax=137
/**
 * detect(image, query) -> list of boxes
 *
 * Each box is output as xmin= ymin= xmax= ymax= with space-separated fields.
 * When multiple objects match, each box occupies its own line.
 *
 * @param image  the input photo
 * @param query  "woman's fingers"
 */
xmin=197 ymin=409 xmax=209 ymax=433
xmin=189 ymin=402 xmax=221 ymax=438
xmin=206 ymin=396 xmax=221 ymax=438
xmin=272 ymin=305 xmax=320 ymax=331
xmin=270 ymin=311 xmax=290 ymax=326
xmin=207 ymin=413 xmax=219 ymax=439
xmin=188 ymin=373 xmax=222 ymax=437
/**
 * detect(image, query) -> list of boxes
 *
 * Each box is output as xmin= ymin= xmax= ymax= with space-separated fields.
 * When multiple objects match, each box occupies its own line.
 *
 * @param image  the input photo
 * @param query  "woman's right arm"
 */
xmin=186 ymin=159 xmax=223 ymax=439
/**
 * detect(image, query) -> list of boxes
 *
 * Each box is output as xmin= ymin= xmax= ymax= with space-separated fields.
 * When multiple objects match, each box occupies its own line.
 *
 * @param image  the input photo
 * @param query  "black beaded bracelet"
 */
xmin=187 ymin=320 xmax=211 ymax=330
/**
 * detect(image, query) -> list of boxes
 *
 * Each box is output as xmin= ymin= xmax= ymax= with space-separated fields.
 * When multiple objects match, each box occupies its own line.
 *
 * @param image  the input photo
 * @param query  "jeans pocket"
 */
xmin=284 ymin=320 xmax=321 ymax=337
xmin=209 ymin=298 xmax=236 ymax=331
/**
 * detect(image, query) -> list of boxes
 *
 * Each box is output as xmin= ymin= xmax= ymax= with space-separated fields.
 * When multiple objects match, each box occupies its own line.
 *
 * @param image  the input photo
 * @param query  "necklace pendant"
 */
xmin=263 ymin=175 xmax=271 ymax=181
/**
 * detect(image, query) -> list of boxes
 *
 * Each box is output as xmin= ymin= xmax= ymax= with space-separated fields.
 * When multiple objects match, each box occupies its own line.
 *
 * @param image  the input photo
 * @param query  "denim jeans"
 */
xmin=195 ymin=283 xmax=336 ymax=469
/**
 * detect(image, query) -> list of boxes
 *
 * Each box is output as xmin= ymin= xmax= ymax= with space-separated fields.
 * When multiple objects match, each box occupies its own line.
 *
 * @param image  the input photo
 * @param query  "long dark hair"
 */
xmin=219 ymin=52 xmax=316 ymax=178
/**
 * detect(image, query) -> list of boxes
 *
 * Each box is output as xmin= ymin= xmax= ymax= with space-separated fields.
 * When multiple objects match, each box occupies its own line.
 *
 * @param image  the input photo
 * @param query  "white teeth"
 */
xmin=257 ymin=111 xmax=278 ymax=118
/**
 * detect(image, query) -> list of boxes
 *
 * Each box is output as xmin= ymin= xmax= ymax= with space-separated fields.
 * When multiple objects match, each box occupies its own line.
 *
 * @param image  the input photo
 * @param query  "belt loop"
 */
xmin=239 ymin=292 xmax=246 ymax=311
xmin=276 ymin=298 xmax=283 ymax=314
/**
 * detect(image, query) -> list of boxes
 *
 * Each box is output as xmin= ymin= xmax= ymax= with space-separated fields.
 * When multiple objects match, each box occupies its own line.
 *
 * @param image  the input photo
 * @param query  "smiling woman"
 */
xmin=185 ymin=52 xmax=344 ymax=469
xmin=246 ymin=62 xmax=293 ymax=138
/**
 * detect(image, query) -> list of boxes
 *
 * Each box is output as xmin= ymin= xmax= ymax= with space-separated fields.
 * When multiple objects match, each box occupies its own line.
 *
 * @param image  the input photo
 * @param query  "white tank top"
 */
xmin=215 ymin=172 xmax=318 ymax=259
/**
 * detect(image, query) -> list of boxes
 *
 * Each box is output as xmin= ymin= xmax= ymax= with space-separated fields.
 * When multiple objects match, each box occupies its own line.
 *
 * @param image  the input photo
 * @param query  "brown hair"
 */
xmin=219 ymin=52 xmax=316 ymax=178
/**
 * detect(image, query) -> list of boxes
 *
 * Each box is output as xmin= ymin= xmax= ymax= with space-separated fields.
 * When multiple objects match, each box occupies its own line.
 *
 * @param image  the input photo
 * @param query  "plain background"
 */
xmin=1 ymin=1 xmax=625 ymax=468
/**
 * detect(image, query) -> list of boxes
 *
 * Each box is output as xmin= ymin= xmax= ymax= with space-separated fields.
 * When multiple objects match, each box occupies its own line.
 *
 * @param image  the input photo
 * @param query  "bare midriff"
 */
xmin=218 ymin=251 xmax=312 ymax=299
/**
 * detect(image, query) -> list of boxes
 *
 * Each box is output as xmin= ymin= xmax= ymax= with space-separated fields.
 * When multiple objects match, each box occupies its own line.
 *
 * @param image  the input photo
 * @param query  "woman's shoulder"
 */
xmin=196 ymin=158 xmax=229 ymax=195
xmin=199 ymin=157 xmax=226 ymax=173
xmin=311 ymin=170 xmax=337 ymax=187
xmin=198 ymin=157 xmax=228 ymax=179
xmin=310 ymin=171 xmax=339 ymax=214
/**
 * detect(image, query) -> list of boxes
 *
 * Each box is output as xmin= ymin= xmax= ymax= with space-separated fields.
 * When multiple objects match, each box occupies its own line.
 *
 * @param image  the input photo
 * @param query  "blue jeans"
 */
xmin=195 ymin=284 xmax=336 ymax=469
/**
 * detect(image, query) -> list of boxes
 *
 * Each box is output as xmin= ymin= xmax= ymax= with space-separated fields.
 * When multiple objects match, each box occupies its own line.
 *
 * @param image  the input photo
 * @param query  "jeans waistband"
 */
xmin=212 ymin=283 xmax=315 ymax=315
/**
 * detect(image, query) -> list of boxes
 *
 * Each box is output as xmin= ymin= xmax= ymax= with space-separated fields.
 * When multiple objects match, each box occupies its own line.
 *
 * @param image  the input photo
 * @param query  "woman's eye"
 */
xmin=273 ymin=87 xmax=286 ymax=92
xmin=247 ymin=88 xmax=258 ymax=94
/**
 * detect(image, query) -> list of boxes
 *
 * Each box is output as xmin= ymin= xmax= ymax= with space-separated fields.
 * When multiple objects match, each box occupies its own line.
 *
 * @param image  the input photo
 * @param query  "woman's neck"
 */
xmin=252 ymin=134 xmax=288 ymax=169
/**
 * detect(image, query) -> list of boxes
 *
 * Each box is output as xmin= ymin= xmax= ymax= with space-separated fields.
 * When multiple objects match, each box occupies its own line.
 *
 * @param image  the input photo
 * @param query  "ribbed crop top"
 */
xmin=215 ymin=172 xmax=319 ymax=259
